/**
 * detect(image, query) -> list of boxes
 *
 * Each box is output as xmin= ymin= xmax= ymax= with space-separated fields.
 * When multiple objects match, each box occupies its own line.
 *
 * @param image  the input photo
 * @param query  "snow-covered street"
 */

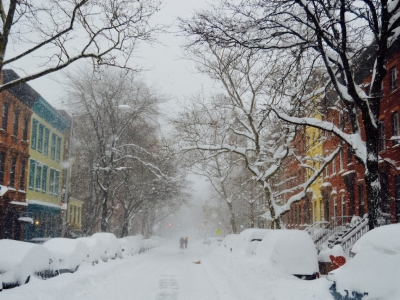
xmin=0 ymin=240 xmax=333 ymax=300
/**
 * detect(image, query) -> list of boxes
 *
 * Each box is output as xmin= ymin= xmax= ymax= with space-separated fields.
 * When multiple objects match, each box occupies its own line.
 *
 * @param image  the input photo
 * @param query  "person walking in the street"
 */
xmin=184 ymin=237 xmax=188 ymax=249
xmin=180 ymin=237 xmax=184 ymax=249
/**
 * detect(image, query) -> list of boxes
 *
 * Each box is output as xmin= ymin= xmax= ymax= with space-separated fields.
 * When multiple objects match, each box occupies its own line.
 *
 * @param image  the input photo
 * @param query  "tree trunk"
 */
xmin=364 ymin=123 xmax=380 ymax=230
xmin=264 ymin=186 xmax=281 ymax=229
xmin=227 ymin=202 xmax=237 ymax=234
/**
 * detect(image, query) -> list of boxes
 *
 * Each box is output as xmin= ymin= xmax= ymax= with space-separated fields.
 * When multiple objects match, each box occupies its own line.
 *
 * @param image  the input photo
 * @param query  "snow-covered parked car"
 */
xmin=221 ymin=234 xmax=238 ymax=248
xmin=92 ymin=232 xmax=122 ymax=259
xmin=0 ymin=240 xmax=58 ymax=289
xmin=230 ymin=228 xmax=271 ymax=256
xmin=327 ymin=224 xmax=400 ymax=300
xmin=141 ymin=238 xmax=158 ymax=251
xmin=77 ymin=237 xmax=107 ymax=264
xmin=43 ymin=238 xmax=90 ymax=274
xmin=254 ymin=230 xmax=319 ymax=280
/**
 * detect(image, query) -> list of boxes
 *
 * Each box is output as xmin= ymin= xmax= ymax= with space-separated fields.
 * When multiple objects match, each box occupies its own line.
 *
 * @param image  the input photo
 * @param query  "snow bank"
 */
xmin=254 ymin=230 xmax=319 ymax=275
xmin=91 ymin=233 xmax=122 ymax=259
xmin=43 ymin=238 xmax=90 ymax=273
xmin=0 ymin=240 xmax=54 ymax=287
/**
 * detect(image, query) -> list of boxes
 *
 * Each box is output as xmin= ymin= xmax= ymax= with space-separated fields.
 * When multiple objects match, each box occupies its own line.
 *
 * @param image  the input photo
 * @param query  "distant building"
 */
xmin=24 ymin=96 xmax=70 ymax=241
xmin=0 ymin=70 xmax=36 ymax=240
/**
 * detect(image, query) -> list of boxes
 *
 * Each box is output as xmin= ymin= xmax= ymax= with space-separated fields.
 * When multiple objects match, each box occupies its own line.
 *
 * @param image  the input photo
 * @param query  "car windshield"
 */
xmin=0 ymin=0 xmax=399 ymax=299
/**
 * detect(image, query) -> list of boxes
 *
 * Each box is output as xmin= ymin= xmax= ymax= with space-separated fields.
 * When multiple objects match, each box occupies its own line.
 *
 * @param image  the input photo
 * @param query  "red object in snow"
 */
xmin=329 ymin=255 xmax=346 ymax=269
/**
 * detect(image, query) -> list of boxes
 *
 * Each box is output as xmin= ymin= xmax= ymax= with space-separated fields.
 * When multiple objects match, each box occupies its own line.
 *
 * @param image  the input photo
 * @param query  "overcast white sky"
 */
xmin=25 ymin=0 xmax=215 ymax=113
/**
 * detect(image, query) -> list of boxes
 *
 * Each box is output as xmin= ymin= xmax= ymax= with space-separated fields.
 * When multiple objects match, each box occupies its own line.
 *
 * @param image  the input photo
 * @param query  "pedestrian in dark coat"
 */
xmin=180 ymin=237 xmax=184 ymax=249
xmin=184 ymin=237 xmax=188 ymax=249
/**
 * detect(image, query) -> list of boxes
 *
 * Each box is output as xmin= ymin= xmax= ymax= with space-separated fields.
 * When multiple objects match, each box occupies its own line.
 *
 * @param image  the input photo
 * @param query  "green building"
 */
xmin=24 ymin=97 xmax=69 ymax=241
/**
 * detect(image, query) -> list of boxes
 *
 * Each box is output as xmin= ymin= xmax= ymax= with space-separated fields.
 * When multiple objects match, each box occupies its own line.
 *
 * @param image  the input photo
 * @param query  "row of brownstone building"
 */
xmin=282 ymin=43 xmax=400 ymax=229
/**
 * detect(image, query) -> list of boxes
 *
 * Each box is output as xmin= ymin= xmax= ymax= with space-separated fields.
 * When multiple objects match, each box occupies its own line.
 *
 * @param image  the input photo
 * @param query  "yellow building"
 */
xmin=67 ymin=198 xmax=83 ymax=230
xmin=306 ymin=114 xmax=324 ymax=223
xmin=25 ymin=97 xmax=69 ymax=240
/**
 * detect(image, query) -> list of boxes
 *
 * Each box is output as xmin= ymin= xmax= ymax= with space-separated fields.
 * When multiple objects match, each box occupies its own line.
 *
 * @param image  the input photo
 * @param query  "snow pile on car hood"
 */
xmin=254 ymin=230 xmax=318 ymax=275
xmin=0 ymin=240 xmax=51 ymax=284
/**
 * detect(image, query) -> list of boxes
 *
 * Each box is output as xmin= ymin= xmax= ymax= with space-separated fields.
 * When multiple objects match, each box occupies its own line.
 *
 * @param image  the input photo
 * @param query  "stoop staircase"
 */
xmin=306 ymin=215 xmax=372 ymax=251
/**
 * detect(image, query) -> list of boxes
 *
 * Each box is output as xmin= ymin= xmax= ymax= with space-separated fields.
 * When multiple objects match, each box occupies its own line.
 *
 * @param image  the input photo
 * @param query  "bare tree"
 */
xmin=0 ymin=0 xmax=161 ymax=91
xmin=65 ymin=68 xmax=164 ymax=232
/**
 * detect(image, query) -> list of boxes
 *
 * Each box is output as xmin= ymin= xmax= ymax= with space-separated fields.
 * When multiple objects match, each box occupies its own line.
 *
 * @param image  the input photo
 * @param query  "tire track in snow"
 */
xmin=155 ymin=274 xmax=179 ymax=300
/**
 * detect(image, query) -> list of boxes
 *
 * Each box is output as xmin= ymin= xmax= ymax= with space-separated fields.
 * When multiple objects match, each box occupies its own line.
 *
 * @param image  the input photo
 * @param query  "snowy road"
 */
xmin=0 ymin=241 xmax=333 ymax=300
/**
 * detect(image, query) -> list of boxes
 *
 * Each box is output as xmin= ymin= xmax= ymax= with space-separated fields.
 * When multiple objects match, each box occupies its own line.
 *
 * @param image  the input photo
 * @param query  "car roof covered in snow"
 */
xmin=352 ymin=224 xmax=400 ymax=254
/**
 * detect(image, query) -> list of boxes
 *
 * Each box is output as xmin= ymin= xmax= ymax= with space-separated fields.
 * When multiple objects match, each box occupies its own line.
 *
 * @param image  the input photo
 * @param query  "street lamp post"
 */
xmin=61 ymin=113 xmax=75 ymax=237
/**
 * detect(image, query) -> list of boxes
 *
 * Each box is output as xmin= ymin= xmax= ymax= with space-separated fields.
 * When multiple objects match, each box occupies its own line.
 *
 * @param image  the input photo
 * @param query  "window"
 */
xmin=56 ymin=137 xmax=62 ymax=162
xmin=49 ymin=169 xmax=55 ymax=195
xmin=347 ymin=146 xmax=353 ymax=164
xmin=379 ymin=121 xmax=386 ymax=151
xmin=13 ymin=110 xmax=19 ymax=137
xmin=31 ymin=119 xmax=38 ymax=149
xmin=333 ymin=196 xmax=337 ymax=221
xmin=341 ymin=194 xmax=345 ymax=222
xmin=358 ymin=184 xmax=364 ymax=217
xmin=339 ymin=150 xmax=344 ymax=171
xmin=393 ymin=112 xmax=399 ymax=146
xmin=54 ymin=171 xmax=60 ymax=195
xmin=1 ymin=102 xmax=9 ymax=130
xmin=44 ymin=128 xmax=50 ymax=156
xmin=38 ymin=124 xmax=44 ymax=152
xmin=20 ymin=161 xmax=26 ymax=190
xmin=36 ymin=164 xmax=42 ymax=191
xmin=0 ymin=152 xmax=6 ymax=185
xmin=332 ymin=157 xmax=336 ymax=174
xmin=42 ymin=166 xmax=48 ymax=193
xmin=51 ymin=133 xmax=56 ymax=159
xmin=325 ymin=164 xmax=329 ymax=177
xmin=9 ymin=157 xmax=16 ymax=188
xmin=29 ymin=159 xmax=36 ymax=189
xmin=23 ymin=116 xmax=29 ymax=141
xmin=390 ymin=66 xmax=397 ymax=91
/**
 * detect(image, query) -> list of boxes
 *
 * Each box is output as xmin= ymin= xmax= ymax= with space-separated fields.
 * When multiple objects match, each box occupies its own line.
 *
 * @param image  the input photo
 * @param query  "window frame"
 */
xmin=28 ymin=159 xmax=36 ymax=190
xmin=0 ymin=152 xmax=6 ymax=185
xmin=42 ymin=165 xmax=48 ymax=193
xmin=379 ymin=120 xmax=386 ymax=151
xmin=38 ymin=124 xmax=44 ymax=153
xmin=1 ymin=102 xmax=9 ymax=130
xmin=44 ymin=128 xmax=50 ymax=156
xmin=35 ymin=163 xmax=42 ymax=191
xmin=51 ymin=133 xmax=56 ymax=160
xmin=54 ymin=171 xmax=60 ymax=196
xmin=20 ymin=161 xmax=26 ymax=191
xmin=31 ymin=119 xmax=38 ymax=150
xmin=393 ymin=112 xmax=399 ymax=146
xmin=9 ymin=156 xmax=16 ymax=188
xmin=390 ymin=66 xmax=397 ymax=92
xmin=56 ymin=137 xmax=62 ymax=162
xmin=13 ymin=110 xmax=19 ymax=137
xmin=49 ymin=169 xmax=55 ymax=195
